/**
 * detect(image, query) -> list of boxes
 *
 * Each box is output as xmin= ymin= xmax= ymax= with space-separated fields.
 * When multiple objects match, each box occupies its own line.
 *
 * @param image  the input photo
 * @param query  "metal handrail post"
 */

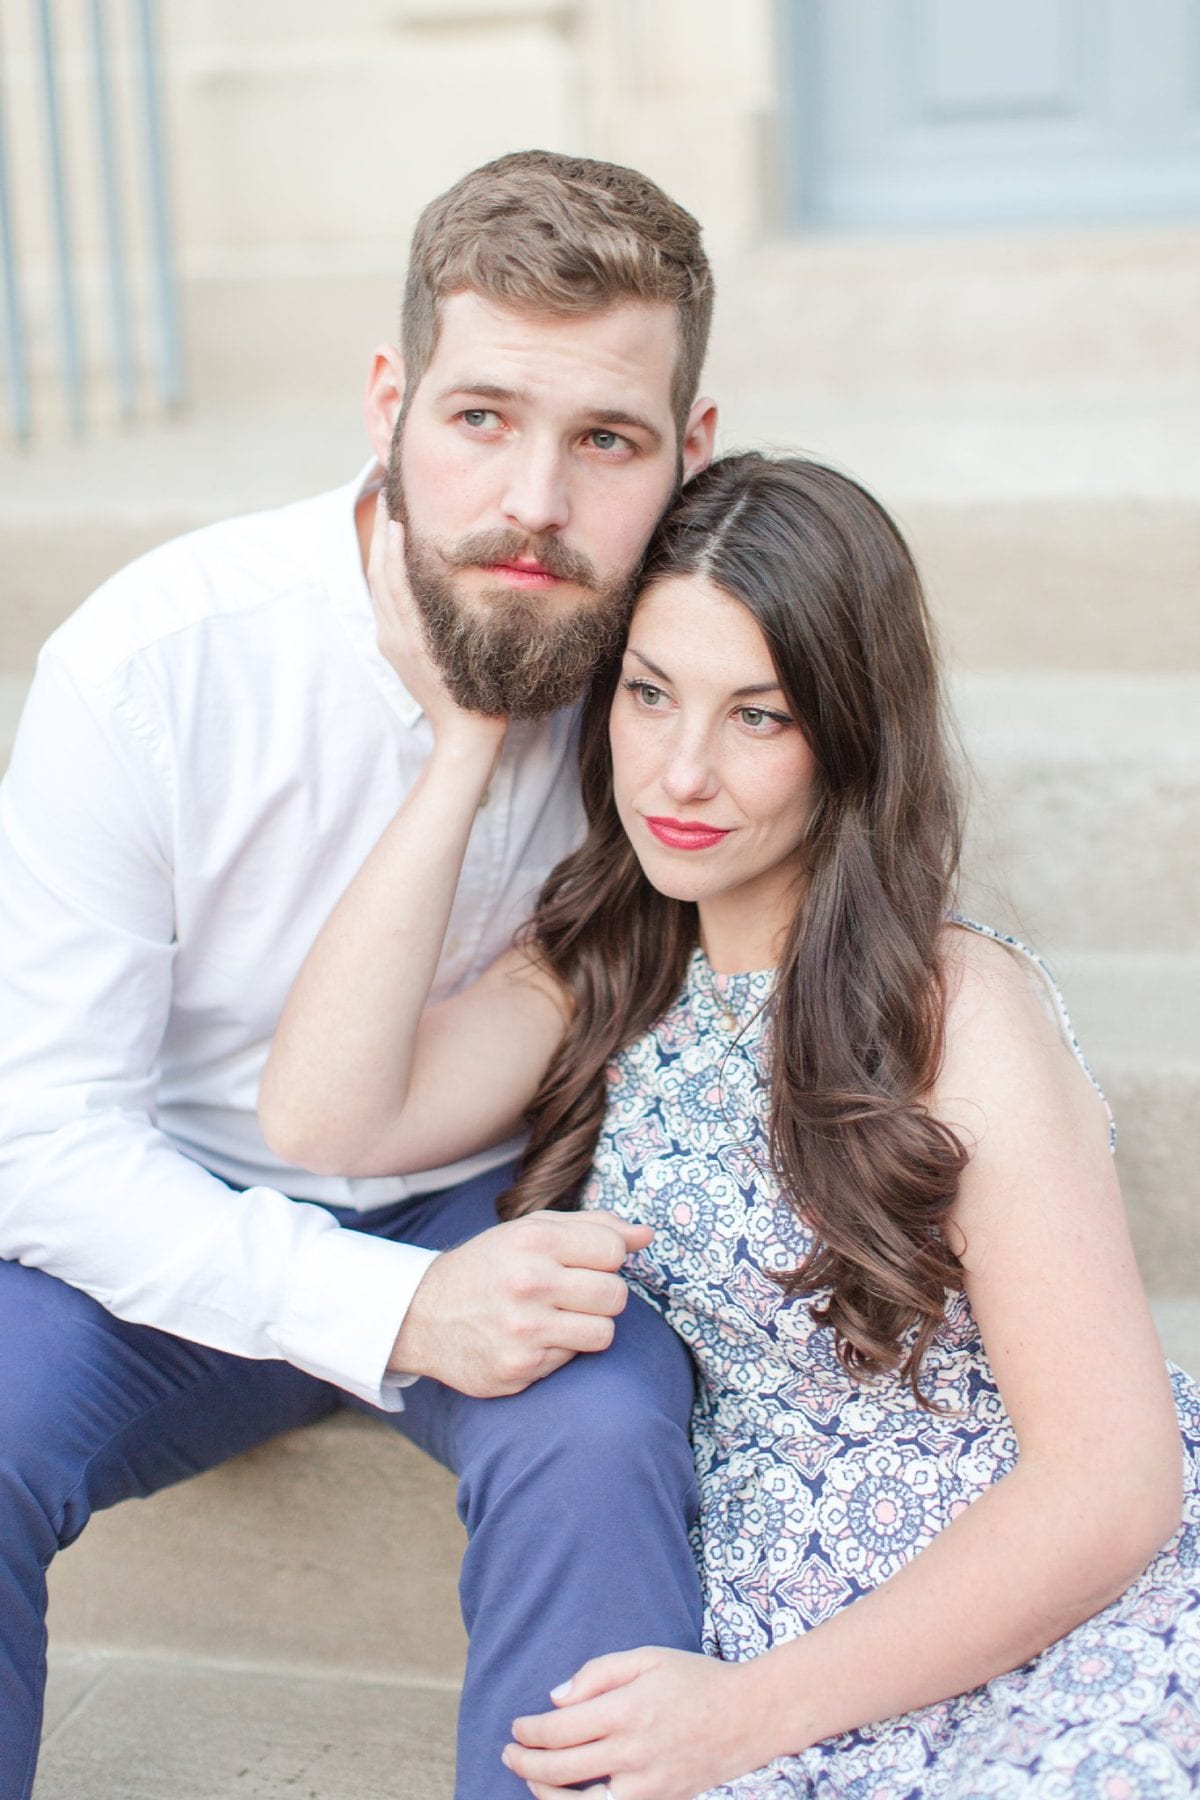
xmin=91 ymin=0 xmax=136 ymax=421
xmin=0 ymin=13 xmax=32 ymax=444
xmin=132 ymin=0 xmax=182 ymax=413
xmin=33 ymin=0 xmax=84 ymax=433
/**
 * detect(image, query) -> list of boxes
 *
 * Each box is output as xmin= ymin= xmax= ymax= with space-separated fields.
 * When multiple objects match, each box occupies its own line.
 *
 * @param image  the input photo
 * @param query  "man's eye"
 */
xmin=587 ymin=429 xmax=629 ymax=452
xmin=461 ymin=409 xmax=500 ymax=429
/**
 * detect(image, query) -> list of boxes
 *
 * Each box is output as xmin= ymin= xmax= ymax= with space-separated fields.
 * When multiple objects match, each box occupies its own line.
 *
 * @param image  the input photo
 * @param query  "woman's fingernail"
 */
xmin=501 ymin=1745 xmax=514 ymax=1767
xmin=550 ymin=1679 xmax=573 ymax=1700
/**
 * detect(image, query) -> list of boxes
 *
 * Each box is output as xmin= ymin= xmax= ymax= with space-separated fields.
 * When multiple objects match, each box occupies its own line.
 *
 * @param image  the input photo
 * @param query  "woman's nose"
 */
xmin=659 ymin=729 xmax=720 ymax=805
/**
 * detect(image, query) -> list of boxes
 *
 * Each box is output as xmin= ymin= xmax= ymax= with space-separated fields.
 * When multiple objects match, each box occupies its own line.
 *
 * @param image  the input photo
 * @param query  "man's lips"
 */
xmin=482 ymin=560 xmax=560 ymax=587
xmin=645 ymin=817 xmax=732 ymax=851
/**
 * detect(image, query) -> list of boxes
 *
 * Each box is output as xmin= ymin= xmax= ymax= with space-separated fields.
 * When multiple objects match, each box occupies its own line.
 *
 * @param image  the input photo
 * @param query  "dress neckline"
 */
xmin=685 ymin=946 xmax=776 ymax=1034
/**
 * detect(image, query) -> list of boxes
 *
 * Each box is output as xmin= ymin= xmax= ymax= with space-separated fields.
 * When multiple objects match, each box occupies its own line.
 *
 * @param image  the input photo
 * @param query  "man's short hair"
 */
xmin=401 ymin=149 xmax=713 ymax=434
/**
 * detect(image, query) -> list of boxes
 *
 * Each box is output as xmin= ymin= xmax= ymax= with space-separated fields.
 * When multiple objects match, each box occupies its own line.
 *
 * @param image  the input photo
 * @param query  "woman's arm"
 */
xmin=507 ymin=928 xmax=1183 ymax=1796
xmin=259 ymin=499 xmax=569 ymax=1177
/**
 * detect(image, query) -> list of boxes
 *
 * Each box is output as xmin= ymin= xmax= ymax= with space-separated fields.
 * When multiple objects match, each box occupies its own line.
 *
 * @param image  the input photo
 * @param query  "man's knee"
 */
xmin=453 ymin=1292 xmax=697 ymax=1516
xmin=0 ymin=1263 xmax=107 ymax=1545
xmin=555 ymin=1288 xmax=695 ymax=1443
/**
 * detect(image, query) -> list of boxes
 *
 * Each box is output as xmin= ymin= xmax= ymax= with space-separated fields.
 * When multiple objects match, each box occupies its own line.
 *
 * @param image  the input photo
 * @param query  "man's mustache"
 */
xmin=439 ymin=529 xmax=599 ymax=590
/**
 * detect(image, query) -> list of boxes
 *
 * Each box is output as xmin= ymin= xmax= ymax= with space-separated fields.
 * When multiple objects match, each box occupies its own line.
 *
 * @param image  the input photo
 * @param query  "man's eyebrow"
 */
xmin=589 ymin=409 xmax=664 ymax=448
xmin=625 ymin=647 xmax=784 ymax=698
xmin=437 ymin=382 xmax=527 ymax=406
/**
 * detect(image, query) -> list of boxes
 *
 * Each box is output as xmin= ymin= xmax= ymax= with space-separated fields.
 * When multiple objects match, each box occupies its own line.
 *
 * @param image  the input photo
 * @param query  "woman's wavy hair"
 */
xmin=500 ymin=452 xmax=969 ymax=1399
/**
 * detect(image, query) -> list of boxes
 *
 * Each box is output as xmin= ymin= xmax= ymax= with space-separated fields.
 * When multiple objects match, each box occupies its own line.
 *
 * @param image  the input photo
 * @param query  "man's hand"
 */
xmin=367 ymin=492 xmax=505 ymax=751
xmin=366 ymin=490 xmax=428 ymax=688
xmin=389 ymin=1209 xmax=653 ymax=1397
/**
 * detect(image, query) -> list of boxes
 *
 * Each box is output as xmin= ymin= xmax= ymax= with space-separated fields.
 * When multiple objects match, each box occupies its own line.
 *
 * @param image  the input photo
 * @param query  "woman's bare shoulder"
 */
xmin=937 ymin=919 xmax=1059 ymax=1049
xmin=934 ymin=919 xmax=1109 ymax=1155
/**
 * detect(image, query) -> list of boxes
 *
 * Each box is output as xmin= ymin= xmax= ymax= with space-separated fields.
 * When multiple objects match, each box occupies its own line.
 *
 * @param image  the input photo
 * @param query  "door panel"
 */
xmin=783 ymin=0 xmax=1200 ymax=227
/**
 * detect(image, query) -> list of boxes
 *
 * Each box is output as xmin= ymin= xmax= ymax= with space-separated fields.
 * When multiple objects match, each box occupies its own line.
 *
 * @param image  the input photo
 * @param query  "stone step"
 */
xmin=0 ymin=412 xmax=366 ymax=671
xmin=8 ymin=0 xmax=1194 ymax=398
xmin=0 ymin=10 xmax=572 ymax=417
xmin=0 ymin=673 xmax=26 ymax=764
xmin=1045 ymin=955 xmax=1200 ymax=1295
xmin=36 ymin=1652 xmax=457 ymax=1800
xmin=24 ymin=225 xmax=1192 ymax=434
xmin=8 ymin=83 xmax=1195 ymax=414
xmin=706 ymin=231 xmax=1200 ymax=402
xmin=128 ymin=228 xmax=1200 ymax=416
xmin=2 ymin=394 xmax=1196 ymax=674
xmin=6 ymin=665 xmax=1193 ymax=954
xmin=46 ymin=1414 xmax=467 ymax=1683
xmin=953 ymin=673 xmax=1200 ymax=955
xmin=720 ymin=384 xmax=1200 ymax=674
xmin=8 ymin=477 xmax=1192 ymax=678
xmin=41 ymin=1290 xmax=1200 ymax=1687
xmin=39 ymin=1295 xmax=1200 ymax=1798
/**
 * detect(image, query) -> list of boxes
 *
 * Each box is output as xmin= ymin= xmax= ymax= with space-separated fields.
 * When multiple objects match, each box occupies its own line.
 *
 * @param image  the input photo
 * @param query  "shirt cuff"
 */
xmin=271 ymin=1203 xmax=440 ymax=1409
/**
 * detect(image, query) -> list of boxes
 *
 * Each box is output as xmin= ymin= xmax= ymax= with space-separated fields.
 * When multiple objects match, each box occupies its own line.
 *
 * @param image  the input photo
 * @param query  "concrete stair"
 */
xmin=31 ymin=1262 xmax=1200 ymax=1800
xmin=37 ymin=1655 xmax=458 ymax=1800
xmin=4 ymin=217 xmax=1196 ymax=1793
xmin=38 ymin=1418 xmax=462 ymax=1800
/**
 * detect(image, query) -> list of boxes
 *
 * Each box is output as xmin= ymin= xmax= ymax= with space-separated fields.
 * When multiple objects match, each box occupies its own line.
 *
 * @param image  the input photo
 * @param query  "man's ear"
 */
xmin=363 ymin=346 xmax=406 ymax=466
xmin=680 ymin=396 xmax=717 ymax=484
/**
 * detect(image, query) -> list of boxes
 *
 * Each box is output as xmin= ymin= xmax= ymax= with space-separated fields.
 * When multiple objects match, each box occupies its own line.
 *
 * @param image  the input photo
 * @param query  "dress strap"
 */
xmin=947 ymin=914 xmax=1116 ymax=1152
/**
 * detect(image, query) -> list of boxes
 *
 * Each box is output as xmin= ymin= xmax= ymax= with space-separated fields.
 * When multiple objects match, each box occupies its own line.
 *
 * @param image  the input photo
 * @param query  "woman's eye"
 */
xmin=737 ymin=706 xmax=788 ymax=733
xmin=461 ymin=409 xmax=501 ymax=430
xmin=624 ymin=678 xmax=668 ymax=709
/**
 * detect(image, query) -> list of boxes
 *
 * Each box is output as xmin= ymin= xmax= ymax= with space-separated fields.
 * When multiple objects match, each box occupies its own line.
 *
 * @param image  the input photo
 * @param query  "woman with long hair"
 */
xmin=260 ymin=454 xmax=1200 ymax=1798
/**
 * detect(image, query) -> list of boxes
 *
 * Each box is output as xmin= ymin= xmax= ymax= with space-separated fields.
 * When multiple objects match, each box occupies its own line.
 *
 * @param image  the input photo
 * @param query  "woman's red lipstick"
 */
xmin=645 ymin=817 xmax=731 ymax=851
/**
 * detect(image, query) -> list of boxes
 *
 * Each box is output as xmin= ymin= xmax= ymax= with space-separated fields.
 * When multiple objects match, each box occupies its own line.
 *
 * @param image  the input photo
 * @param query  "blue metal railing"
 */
xmin=0 ymin=0 xmax=183 ymax=444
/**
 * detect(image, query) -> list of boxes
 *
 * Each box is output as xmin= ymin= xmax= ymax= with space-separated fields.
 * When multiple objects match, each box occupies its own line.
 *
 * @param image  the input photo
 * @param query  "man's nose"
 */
xmin=500 ymin=444 xmax=570 ymax=536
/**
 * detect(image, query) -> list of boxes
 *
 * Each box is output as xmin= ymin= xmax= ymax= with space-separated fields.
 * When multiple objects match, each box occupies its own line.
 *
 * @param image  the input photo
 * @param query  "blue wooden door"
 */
xmin=782 ymin=0 xmax=1200 ymax=228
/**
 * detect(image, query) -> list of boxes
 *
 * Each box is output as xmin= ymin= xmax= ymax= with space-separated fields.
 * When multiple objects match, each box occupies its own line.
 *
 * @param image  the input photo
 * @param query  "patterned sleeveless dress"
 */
xmin=581 ymin=922 xmax=1200 ymax=1797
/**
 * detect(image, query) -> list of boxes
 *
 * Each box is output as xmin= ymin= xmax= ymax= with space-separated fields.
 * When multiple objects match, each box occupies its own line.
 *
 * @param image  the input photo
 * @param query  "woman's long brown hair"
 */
xmin=500 ymin=453 xmax=969 ymax=1399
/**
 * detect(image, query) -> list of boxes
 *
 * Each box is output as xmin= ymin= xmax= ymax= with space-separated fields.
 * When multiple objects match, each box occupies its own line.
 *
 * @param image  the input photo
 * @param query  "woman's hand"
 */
xmin=504 ymin=1646 xmax=776 ymax=1800
xmin=367 ymin=491 xmax=506 ymax=754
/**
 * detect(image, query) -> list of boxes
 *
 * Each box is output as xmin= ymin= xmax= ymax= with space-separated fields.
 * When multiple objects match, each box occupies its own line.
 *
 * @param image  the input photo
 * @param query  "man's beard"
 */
xmin=384 ymin=462 xmax=637 ymax=721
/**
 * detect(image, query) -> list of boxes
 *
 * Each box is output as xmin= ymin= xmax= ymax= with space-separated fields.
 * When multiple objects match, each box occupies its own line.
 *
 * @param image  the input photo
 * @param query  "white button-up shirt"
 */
xmin=0 ymin=470 xmax=585 ymax=1407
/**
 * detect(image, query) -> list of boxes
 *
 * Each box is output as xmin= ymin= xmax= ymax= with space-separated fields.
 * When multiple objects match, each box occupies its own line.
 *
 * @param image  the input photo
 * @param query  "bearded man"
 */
xmin=0 ymin=150 xmax=716 ymax=1800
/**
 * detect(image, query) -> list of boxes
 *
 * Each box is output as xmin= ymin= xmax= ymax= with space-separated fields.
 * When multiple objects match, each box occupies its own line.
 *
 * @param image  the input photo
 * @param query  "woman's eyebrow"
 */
xmin=625 ymin=647 xmax=671 ymax=682
xmin=624 ymin=646 xmax=784 ymax=698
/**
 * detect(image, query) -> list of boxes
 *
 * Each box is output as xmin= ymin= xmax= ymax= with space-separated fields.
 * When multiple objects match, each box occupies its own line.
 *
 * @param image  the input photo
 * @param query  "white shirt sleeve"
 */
xmin=0 ymin=652 xmax=434 ymax=1409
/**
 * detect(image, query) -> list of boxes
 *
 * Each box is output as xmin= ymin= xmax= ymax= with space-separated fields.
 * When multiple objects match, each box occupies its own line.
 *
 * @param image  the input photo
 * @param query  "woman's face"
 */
xmin=609 ymin=574 xmax=819 ymax=966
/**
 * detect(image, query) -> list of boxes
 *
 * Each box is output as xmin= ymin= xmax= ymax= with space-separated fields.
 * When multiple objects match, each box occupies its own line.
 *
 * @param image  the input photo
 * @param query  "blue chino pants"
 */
xmin=0 ymin=1162 xmax=702 ymax=1800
